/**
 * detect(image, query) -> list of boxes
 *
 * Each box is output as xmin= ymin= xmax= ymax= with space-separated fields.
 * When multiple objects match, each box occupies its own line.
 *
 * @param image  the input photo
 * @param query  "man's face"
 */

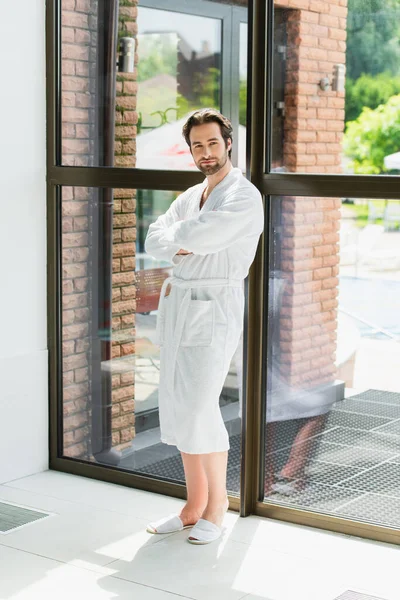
xmin=189 ymin=122 xmax=232 ymax=176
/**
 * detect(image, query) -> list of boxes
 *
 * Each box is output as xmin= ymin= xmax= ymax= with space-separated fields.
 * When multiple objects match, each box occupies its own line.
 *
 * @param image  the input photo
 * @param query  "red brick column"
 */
xmin=277 ymin=0 xmax=347 ymax=174
xmin=61 ymin=0 xmax=97 ymax=458
xmin=110 ymin=0 xmax=139 ymax=451
xmin=61 ymin=0 xmax=139 ymax=457
xmin=279 ymin=197 xmax=341 ymax=389
xmin=62 ymin=186 xmax=91 ymax=458
xmin=274 ymin=0 xmax=347 ymax=394
xmin=62 ymin=0 xmax=97 ymax=167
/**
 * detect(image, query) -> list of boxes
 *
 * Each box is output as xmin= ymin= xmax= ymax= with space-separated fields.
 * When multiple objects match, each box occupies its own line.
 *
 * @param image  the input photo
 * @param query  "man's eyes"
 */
xmin=194 ymin=142 xmax=218 ymax=148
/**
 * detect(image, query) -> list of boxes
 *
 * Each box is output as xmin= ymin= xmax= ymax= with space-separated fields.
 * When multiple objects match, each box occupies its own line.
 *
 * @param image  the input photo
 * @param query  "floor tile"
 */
xmin=319 ymin=428 xmax=400 ymax=453
xmin=305 ymin=461 xmax=363 ymax=485
xmin=6 ymin=471 xmax=184 ymax=521
xmin=3 ymin=471 xmax=399 ymax=600
xmin=334 ymin=492 xmax=400 ymax=528
xmin=241 ymin=541 xmax=399 ymax=600
xmin=334 ymin=398 xmax=400 ymax=420
xmin=110 ymin=524 xmax=397 ymax=600
xmin=337 ymin=462 xmax=400 ymax=497
xmin=109 ymin=533 xmax=259 ymax=600
xmin=351 ymin=389 xmax=400 ymax=406
xmin=0 ymin=545 xmax=191 ymax=600
xmin=325 ymin=412 xmax=391 ymax=431
xmin=313 ymin=442 xmax=397 ymax=469
xmin=0 ymin=483 xmax=90 ymax=515
xmin=266 ymin=482 xmax=362 ymax=512
xmin=374 ymin=419 xmax=400 ymax=437
xmin=219 ymin=512 xmax=389 ymax=564
xmin=0 ymin=484 xmax=167 ymax=566
xmin=230 ymin=546 xmax=347 ymax=600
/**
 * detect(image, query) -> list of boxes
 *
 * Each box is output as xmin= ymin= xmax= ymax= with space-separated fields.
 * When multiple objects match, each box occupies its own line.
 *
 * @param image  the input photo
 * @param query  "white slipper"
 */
xmin=187 ymin=518 xmax=222 ymax=545
xmin=146 ymin=514 xmax=194 ymax=534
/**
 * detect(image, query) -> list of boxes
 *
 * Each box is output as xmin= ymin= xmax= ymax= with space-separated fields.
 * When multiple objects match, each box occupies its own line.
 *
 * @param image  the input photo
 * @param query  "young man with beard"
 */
xmin=145 ymin=109 xmax=263 ymax=544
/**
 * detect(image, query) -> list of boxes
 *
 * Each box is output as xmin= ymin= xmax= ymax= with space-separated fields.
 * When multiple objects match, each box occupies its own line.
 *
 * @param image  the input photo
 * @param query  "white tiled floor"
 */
xmin=0 ymin=471 xmax=399 ymax=600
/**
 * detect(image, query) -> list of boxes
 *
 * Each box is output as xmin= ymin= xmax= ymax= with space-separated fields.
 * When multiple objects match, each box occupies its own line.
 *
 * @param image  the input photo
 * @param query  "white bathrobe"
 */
xmin=145 ymin=167 xmax=263 ymax=454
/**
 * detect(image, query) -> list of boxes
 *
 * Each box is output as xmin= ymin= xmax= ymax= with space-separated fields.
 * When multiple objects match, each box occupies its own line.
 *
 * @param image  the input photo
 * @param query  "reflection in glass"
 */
xmin=136 ymin=7 xmax=222 ymax=170
xmin=61 ymin=186 xmax=243 ymax=494
xmin=264 ymin=196 xmax=400 ymax=530
xmin=61 ymin=1 xmax=223 ymax=169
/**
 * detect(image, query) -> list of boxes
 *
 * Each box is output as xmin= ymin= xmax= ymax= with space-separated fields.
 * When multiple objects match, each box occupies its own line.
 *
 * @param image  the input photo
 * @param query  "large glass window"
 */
xmin=270 ymin=1 xmax=400 ymax=176
xmin=61 ymin=185 xmax=243 ymax=494
xmin=263 ymin=195 xmax=400 ymax=529
xmin=50 ymin=0 xmax=400 ymax=544
xmin=61 ymin=0 xmax=247 ymax=170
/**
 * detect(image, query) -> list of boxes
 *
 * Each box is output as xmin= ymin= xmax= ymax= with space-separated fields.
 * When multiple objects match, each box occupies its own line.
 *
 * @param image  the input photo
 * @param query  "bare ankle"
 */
xmin=201 ymin=496 xmax=229 ymax=526
xmin=206 ymin=494 xmax=228 ymax=510
xmin=179 ymin=506 xmax=204 ymax=527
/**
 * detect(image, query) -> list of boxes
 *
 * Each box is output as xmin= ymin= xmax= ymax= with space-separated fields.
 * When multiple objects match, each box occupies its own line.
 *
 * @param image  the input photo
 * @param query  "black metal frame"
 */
xmin=47 ymin=0 xmax=400 ymax=543
xmin=46 ymin=0 xmax=246 ymax=513
xmin=242 ymin=0 xmax=400 ymax=545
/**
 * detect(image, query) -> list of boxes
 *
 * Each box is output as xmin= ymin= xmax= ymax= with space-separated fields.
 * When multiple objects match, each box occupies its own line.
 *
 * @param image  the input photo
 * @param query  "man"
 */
xmin=145 ymin=109 xmax=263 ymax=544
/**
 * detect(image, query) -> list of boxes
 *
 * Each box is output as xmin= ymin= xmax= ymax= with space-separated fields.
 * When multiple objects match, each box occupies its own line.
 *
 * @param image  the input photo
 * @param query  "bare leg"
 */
xmin=264 ymin=422 xmax=277 ymax=495
xmin=280 ymin=415 xmax=327 ymax=480
xmin=179 ymin=452 xmax=209 ymax=526
xmin=198 ymin=451 xmax=229 ymax=527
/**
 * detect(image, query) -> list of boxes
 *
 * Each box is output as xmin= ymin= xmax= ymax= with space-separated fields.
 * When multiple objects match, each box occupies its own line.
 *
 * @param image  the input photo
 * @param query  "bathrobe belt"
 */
xmin=156 ymin=276 xmax=243 ymax=395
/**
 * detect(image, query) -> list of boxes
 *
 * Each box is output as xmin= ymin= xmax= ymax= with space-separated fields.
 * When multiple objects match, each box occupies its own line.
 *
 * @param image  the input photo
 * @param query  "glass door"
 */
xmin=245 ymin=0 xmax=400 ymax=545
xmin=49 ymin=0 xmax=249 ymax=504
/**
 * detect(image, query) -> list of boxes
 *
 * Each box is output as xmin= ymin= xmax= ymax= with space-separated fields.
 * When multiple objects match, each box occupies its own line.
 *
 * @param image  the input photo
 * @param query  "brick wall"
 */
xmin=62 ymin=0 xmax=97 ymax=459
xmin=274 ymin=0 xmax=347 ymax=391
xmin=62 ymin=186 xmax=91 ymax=458
xmin=279 ymin=197 xmax=341 ymax=388
xmin=62 ymin=0 xmax=97 ymax=167
xmin=278 ymin=0 xmax=347 ymax=174
xmin=110 ymin=0 xmax=138 ymax=451
xmin=61 ymin=0 xmax=139 ymax=458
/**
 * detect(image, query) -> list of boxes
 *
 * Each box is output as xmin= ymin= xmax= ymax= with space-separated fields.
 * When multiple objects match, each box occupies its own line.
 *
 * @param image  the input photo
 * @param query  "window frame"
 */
xmin=243 ymin=0 xmax=400 ymax=546
xmin=47 ymin=0 xmax=400 ymax=545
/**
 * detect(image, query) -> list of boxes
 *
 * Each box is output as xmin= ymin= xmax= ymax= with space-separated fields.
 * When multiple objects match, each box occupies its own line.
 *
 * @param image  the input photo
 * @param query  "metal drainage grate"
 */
xmin=0 ymin=501 xmax=50 ymax=534
xmin=334 ymin=592 xmax=387 ymax=600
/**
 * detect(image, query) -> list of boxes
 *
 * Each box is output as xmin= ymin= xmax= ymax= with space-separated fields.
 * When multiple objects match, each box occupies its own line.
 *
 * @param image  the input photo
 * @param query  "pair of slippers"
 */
xmin=147 ymin=514 xmax=222 ymax=545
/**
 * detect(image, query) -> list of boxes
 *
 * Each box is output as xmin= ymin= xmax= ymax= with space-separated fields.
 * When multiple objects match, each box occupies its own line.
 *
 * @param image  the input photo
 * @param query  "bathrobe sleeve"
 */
xmin=144 ymin=195 xmax=184 ymax=263
xmin=157 ymin=190 xmax=263 ymax=256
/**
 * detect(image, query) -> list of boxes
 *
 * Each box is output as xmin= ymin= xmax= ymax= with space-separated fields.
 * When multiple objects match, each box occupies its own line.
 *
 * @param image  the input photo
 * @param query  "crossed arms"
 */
xmin=145 ymin=191 xmax=263 ymax=262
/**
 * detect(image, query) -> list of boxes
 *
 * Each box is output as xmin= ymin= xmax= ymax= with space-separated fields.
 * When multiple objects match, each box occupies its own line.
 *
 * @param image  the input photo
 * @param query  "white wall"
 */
xmin=0 ymin=1 xmax=48 ymax=482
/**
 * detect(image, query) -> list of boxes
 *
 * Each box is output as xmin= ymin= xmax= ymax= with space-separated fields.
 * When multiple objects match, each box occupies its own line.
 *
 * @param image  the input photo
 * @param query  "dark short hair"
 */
xmin=182 ymin=109 xmax=233 ymax=159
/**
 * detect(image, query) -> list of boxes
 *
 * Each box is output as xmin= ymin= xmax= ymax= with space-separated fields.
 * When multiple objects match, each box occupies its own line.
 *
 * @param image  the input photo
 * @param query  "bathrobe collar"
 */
xmin=199 ymin=167 xmax=242 ymax=213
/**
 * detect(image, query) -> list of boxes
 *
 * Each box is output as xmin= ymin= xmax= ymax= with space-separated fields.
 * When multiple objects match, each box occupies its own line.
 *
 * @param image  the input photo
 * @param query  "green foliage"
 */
xmin=137 ymin=34 xmax=178 ymax=82
xmin=343 ymin=94 xmax=400 ymax=173
xmin=345 ymin=72 xmax=400 ymax=122
xmin=136 ymin=33 xmax=221 ymax=123
xmin=192 ymin=67 xmax=220 ymax=109
xmin=345 ymin=200 xmax=387 ymax=228
xmin=176 ymin=68 xmax=220 ymax=118
xmin=347 ymin=0 xmax=400 ymax=80
xmin=134 ymin=31 xmax=248 ymax=129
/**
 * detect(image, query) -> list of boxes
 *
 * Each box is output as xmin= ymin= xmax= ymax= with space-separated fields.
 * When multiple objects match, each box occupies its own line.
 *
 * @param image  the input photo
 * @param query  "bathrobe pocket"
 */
xmin=181 ymin=300 xmax=214 ymax=347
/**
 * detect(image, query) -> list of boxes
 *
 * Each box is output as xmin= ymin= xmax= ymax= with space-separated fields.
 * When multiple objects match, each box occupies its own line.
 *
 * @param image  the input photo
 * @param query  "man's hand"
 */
xmin=176 ymin=249 xmax=193 ymax=255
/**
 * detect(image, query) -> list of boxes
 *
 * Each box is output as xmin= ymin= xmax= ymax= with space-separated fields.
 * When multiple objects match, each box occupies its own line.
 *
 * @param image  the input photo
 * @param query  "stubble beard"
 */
xmin=197 ymin=150 xmax=229 ymax=176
